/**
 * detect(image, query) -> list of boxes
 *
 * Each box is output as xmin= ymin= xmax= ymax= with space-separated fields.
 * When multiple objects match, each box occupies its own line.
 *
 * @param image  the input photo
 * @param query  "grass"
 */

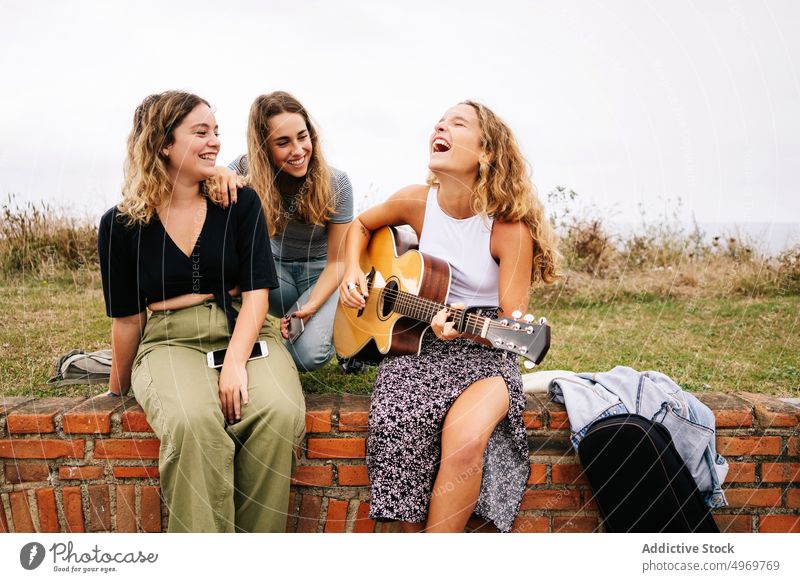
xmin=1 ymin=271 xmax=798 ymax=398
xmin=1 ymin=193 xmax=798 ymax=398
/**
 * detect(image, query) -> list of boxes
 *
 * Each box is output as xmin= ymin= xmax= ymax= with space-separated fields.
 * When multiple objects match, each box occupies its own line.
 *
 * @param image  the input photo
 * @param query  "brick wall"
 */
xmin=1 ymin=392 xmax=798 ymax=533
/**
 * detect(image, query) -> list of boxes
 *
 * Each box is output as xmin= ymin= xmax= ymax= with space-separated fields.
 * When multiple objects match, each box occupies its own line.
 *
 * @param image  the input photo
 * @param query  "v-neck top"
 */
xmin=98 ymin=187 xmax=277 ymax=330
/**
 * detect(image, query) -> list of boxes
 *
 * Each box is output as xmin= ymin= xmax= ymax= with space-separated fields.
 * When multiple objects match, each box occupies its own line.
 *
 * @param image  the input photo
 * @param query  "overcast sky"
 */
xmin=1 ymin=0 xmax=798 ymax=230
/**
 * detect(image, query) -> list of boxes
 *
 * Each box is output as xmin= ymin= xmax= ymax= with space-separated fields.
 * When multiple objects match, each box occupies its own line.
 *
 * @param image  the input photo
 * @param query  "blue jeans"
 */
xmin=268 ymin=257 xmax=338 ymax=372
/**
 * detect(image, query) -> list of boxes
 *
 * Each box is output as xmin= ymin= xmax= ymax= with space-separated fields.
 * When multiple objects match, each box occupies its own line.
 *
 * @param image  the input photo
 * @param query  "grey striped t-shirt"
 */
xmin=229 ymin=155 xmax=354 ymax=260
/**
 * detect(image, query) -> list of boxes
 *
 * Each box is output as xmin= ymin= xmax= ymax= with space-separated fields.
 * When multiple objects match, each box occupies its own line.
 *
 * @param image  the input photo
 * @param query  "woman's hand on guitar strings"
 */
xmin=339 ymin=264 xmax=368 ymax=309
xmin=431 ymin=303 xmax=466 ymax=341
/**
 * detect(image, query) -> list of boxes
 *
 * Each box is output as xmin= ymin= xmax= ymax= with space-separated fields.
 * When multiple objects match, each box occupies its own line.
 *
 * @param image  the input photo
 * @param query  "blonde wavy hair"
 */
xmin=118 ymin=91 xmax=222 ymax=225
xmin=246 ymin=91 xmax=333 ymax=236
xmin=428 ymin=101 xmax=560 ymax=284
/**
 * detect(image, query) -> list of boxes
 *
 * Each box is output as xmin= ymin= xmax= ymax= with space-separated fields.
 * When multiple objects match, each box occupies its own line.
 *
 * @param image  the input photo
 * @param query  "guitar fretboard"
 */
xmin=390 ymin=289 xmax=486 ymax=335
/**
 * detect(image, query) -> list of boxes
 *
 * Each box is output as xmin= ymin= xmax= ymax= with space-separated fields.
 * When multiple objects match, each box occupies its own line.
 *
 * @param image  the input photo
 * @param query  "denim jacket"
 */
xmin=546 ymin=366 xmax=729 ymax=508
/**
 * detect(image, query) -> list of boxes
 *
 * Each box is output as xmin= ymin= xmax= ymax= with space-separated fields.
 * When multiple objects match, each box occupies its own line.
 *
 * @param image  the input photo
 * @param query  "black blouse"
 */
xmin=98 ymin=187 xmax=277 ymax=331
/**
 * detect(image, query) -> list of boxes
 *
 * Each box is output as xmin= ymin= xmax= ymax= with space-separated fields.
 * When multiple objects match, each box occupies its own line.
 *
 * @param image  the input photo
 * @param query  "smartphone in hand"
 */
xmin=287 ymin=315 xmax=305 ymax=344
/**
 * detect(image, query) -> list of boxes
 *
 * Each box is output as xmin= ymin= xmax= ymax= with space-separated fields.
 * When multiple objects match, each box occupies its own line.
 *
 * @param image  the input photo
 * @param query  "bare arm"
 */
xmin=108 ymin=312 xmax=147 ymax=396
xmin=218 ymin=288 xmax=268 ymax=423
xmin=338 ymin=185 xmax=428 ymax=308
xmin=492 ymin=220 xmax=534 ymax=316
xmin=292 ymin=221 xmax=350 ymax=321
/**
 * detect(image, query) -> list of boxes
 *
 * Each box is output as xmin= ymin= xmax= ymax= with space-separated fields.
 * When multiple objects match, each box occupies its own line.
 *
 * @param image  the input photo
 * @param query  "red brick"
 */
xmin=0 ymin=438 xmax=85 ymax=459
xmin=726 ymin=462 xmax=756 ymax=483
xmin=0 ymin=499 xmax=8 ymax=533
xmin=552 ymin=464 xmax=588 ymax=485
xmin=548 ymin=409 xmax=570 ymax=430
xmin=63 ymin=395 xmax=125 ymax=434
xmin=759 ymin=515 xmax=800 ymax=533
xmin=62 ymin=486 xmax=84 ymax=532
xmin=724 ymin=488 xmax=782 ymax=508
xmin=140 ymin=486 xmax=162 ymax=533
xmin=339 ymin=411 xmax=368 ymax=432
xmin=788 ymin=488 xmax=800 ymax=508
xmin=523 ymin=409 xmax=544 ymax=429
xmin=714 ymin=514 xmax=753 ymax=533
xmin=583 ymin=492 xmax=599 ymax=511
xmin=553 ymin=516 xmax=598 ymax=533
xmin=716 ymin=436 xmax=781 ymax=457
xmin=695 ymin=393 xmax=753 ymax=428
xmin=520 ymin=489 xmax=581 ymax=510
xmin=324 ymin=499 xmax=349 ymax=533
xmin=511 ymin=516 xmax=549 ymax=532
xmin=338 ymin=464 xmax=369 ymax=486
xmin=5 ymin=460 xmax=49 ymax=483
xmin=353 ymin=501 xmax=375 ymax=533
xmin=305 ymin=410 xmax=332 ymax=433
xmin=35 ymin=488 xmax=59 ymax=532
xmin=297 ymin=494 xmax=322 ymax=533
xmin=760 ymin=463 xmax=800 ymax=483
xmin=113 ymin=466 xmax=159 ymax=479
xmin=789 ymin=437 xmax=799 ymax=456
xmin=116 ymin=485 xmax=136 ymax=533
xmin=286 ymin=491 xmax=298 ymax=533
xmin=94 ymin=439 xmax=160 ymax=460
xmin=9 ymin=491 xmax=35 ymax=532
xmin=528 ymin=464 xmax=546 ymax=485
xmin=6 ymin=397 xmax=85 ymax=434
xmin=87 ymin=485 xmax=110 ymax=532
xmin=121 ymin=405 xmax=153 ymax=433
xmin=291 ymin=465 xmax=333 ymax=487
xmin=59 ymin=465 xmax=104 ymax=480
xmin=306 ymin=438 xmax=366 ymax=459
xmin=739 ymin=392 xmax=800 ymax=428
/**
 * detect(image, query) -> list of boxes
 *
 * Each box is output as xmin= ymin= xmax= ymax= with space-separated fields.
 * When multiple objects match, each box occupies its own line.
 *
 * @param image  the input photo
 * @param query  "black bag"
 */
xmin=577 ymin=414 xmax=719 ymax=533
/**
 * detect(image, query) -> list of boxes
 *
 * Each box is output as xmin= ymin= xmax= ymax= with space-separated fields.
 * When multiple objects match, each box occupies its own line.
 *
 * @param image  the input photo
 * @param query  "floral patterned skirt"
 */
xmin=367 ymin=335 xmax=530 ymax=532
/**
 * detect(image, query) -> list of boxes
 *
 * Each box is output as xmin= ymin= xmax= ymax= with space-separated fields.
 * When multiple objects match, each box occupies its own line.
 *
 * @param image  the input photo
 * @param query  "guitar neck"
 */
xmin=392 ymin=290 xmax=487 ymax=335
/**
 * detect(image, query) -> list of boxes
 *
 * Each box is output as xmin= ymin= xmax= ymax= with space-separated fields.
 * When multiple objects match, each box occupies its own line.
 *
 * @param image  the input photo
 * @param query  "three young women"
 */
xmin=98 ymin=91 xmax=305 ymax=532
xmin=339 ymin=101 xmax=559 ymax=532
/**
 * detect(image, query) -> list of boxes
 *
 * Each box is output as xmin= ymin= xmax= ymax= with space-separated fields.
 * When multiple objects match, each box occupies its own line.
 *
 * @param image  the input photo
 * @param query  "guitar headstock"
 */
xmin=485 ymin=312 xmax=551 ymax=368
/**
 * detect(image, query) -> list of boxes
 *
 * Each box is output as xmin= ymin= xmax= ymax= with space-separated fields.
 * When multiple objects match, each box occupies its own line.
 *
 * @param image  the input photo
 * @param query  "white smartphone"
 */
xmin=206 ymin=341 xmax=269 ymax=369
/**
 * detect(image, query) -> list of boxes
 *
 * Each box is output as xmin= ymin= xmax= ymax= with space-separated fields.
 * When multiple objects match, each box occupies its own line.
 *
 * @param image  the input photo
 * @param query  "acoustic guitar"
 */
xmin=333 ymin=226 xmax=551 ymax=366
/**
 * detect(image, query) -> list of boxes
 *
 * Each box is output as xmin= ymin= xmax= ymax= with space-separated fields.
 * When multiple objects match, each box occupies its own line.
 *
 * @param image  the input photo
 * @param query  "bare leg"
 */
xmin=425 ymin=376 xmax=509 ymax=533
xmin=399 ymin=521 xmax=425 ymax=533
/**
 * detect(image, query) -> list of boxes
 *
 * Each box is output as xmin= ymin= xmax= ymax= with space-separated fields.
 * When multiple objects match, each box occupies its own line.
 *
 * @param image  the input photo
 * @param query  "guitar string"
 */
xmin=364 ymin=286 xmax=539 ymax=333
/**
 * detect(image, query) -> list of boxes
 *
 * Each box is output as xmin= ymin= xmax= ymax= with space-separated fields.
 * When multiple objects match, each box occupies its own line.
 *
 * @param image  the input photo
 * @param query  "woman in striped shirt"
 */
xmin=226 ymin=91 xmax=354 ymax=372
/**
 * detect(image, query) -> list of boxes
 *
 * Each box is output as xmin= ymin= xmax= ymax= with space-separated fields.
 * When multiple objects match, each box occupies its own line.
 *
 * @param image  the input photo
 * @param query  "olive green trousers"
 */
xmin=131 ymin=301 xmax=306 ymax=532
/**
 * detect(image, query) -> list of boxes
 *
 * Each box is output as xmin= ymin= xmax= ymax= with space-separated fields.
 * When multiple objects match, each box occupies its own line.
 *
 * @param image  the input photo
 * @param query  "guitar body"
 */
xmin=334 ymin=226 xmax=451 ymax=363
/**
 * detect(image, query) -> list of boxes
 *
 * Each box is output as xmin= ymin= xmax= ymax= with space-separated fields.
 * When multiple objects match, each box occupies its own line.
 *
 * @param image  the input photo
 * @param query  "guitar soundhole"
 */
xmin=379 ymin=279 xmax=399 ymax=318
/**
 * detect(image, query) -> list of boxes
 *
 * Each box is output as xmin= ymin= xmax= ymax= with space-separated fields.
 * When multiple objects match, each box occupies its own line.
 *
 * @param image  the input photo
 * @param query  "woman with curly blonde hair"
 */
xmin=98 ymin=90 xmax=305 ymax=532
xmin=227 ymin=91 xmax=354 ymax=372
xmin=339 ymin=101 xmax=559 ymax=533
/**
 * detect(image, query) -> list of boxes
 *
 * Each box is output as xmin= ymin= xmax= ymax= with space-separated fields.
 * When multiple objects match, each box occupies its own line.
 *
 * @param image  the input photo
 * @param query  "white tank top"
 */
xmin=417 ymin=186 xmax=500 ymax=308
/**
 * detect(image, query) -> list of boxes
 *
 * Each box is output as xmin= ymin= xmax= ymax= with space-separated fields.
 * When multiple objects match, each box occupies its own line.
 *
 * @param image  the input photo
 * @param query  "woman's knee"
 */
xmin=166 ymin=405 xmax=227 ymax=447
xmin=291 ymin=344 xmax=334 ymax=372
xmin=440 ymin=432 xmax=488 ymax=474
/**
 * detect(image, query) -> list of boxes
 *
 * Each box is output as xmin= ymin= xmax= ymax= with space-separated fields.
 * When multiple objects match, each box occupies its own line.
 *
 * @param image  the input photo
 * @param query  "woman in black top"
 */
xmin=98 ymin=91 xmax=305 ymax=532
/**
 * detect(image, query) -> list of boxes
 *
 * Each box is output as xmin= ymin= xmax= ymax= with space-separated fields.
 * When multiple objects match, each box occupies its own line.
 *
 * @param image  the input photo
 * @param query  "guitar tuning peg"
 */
xmin=523 ymin=313 xmax=534 ymax=323
xmin=523 ymin=360 xmax=536 ymax=369
xmin=512 ymin=310 xmax=522 ymax=320
xmin=538 ymin=317 xmax=548 ymax=325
